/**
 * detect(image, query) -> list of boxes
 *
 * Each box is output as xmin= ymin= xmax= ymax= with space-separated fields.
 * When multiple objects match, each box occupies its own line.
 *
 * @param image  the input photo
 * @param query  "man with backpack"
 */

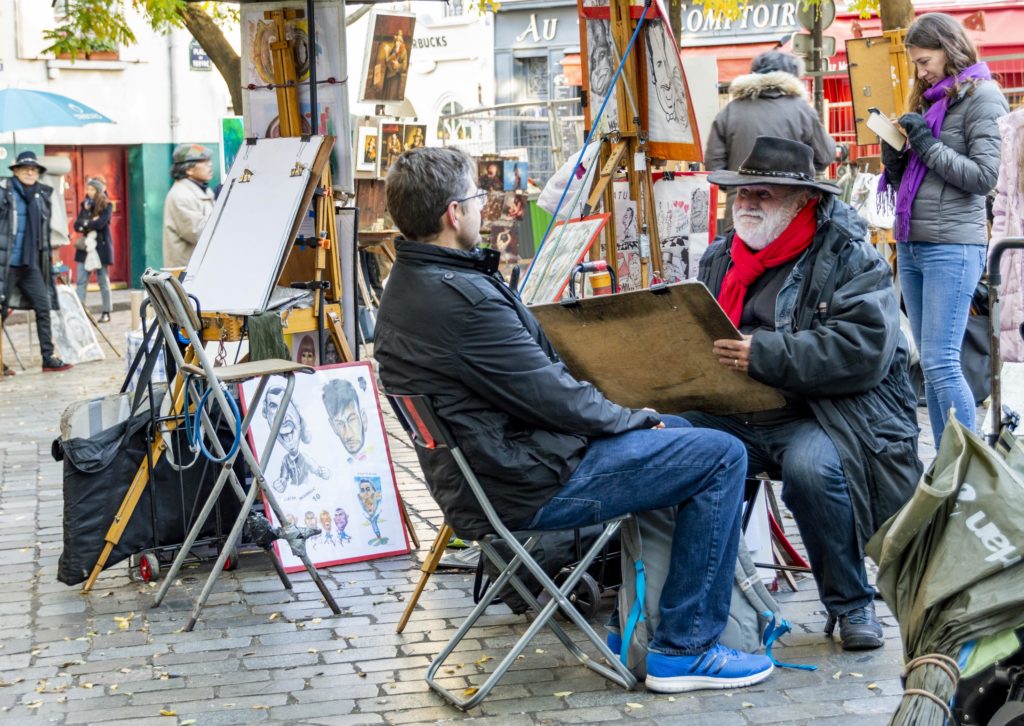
xmin=687 ymin=136 xmax=922 ymax=650
xmin=374 ymin=147 xmax=774 ymax=693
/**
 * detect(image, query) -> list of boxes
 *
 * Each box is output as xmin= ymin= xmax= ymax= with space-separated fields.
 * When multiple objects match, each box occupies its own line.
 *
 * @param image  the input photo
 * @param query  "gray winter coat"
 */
xmin=888 ymin=80 xmax=1007 ymax=245
xmin=706 ymin=71 xmax=836 ymax=230
xmin=699 ymin=197 xmax=922 ymax=549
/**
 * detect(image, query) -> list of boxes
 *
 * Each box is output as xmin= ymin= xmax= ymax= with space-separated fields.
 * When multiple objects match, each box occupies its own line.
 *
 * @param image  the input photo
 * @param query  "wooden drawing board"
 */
xmin=847 ymin=33 xmax=909 ymax=146
xmin=531 ymin=282 xmax=785 ymax=414
xmin=184 ymin=135 xmax=333 ymax=314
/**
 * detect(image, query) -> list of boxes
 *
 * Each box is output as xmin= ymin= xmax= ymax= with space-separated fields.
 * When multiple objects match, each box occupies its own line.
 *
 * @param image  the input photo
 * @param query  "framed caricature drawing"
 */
xmin=520 ymin=214 xmax=610 ymax=305
xmin=240 ymin=361 xmax=410 ymax=572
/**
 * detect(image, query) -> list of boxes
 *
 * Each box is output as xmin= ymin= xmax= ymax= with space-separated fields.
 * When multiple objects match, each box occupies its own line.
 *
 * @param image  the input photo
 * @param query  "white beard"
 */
xmin=733 ymin=201 xmax=803 ymax=250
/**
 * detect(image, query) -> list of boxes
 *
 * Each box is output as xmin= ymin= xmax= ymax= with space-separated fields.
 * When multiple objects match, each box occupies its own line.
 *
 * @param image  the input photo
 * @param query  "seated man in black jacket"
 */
xmin=374 ymin=147 xmax=773 ymax=694
xmin=688 ymin=137 xmax=922 ymax=650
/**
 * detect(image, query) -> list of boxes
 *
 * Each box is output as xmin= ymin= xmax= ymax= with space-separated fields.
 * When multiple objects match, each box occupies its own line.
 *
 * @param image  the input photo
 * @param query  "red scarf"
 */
xmin=717 ymin=199 xmax=818 ymax=326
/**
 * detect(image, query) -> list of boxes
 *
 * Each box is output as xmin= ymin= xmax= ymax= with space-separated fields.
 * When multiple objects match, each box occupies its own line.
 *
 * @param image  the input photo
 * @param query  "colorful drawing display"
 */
xmin=241 ymin=362 xmax=409 ymax=572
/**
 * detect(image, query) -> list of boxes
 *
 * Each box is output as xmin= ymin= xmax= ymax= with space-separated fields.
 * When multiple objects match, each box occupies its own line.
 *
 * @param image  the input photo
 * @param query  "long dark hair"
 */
xmin=905 ymin=13 xmax=981 ymax=112
xmin=91 ymin=190 xmax=110 ymax=217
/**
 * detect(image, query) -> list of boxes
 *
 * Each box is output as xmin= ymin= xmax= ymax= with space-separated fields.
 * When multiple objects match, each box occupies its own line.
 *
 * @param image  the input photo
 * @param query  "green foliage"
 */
xmin=44 ymin=0 xmax=186 ymax=60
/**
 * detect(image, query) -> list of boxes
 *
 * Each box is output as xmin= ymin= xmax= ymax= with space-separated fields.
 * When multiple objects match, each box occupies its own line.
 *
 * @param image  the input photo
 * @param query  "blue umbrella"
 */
xmin=0 ymin=89 xmax=114 ymax=133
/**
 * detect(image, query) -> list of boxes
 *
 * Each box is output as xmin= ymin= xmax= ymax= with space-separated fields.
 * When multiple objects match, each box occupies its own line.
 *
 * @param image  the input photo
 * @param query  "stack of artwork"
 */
xmin=241 ymin=362 xmax=410 ymax=571
xmin=613 ymin=172 xmax=716 ymax=290
xmin=356 ymin=121 xmax=428 ymax=177
xmin=477 ymin=158 xmax=531 ymax=279
xmin=51 ymin=285 xmax=104 ymax=365
xmin=240 ymin=0 xmax=353 ymax=191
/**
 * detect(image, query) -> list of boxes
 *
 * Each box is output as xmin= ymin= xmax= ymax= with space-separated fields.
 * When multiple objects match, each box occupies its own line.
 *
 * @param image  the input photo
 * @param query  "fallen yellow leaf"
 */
xmin=159 ymin=709 xmax=177 ymax=717
xmin=849 ymin=672 xmax=863 ymax=677
xmin=626 ymin=702 xmax=644 ymax=709
xmin=26 ymin=701 xmax=42 ymax=710
xmin=553 ymin=691 xmax=573 ymax=698
xmin=82 ymin=683 xmax=93 ymax=689
xmin=268 ymin=612 xmax=280 ymax=621
xmin=867 ymin=682 xmax=878 ymax=690
xmin=832 ymin=671 xmax=842 ymax=680
xmin=473 ymin=655 xmax=492 ymax=666
xmin=742 ymin=702 xmax=754 ymax=708
xmin=463 ymin=687 xmax=479 ymax=697
xmin=252 ymin=705 xmax=269 ymax=710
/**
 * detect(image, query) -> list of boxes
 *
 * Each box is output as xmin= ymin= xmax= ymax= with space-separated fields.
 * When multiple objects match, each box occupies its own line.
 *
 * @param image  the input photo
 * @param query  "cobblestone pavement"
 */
xmin=0 ymin=306 xmax=942 ymax=726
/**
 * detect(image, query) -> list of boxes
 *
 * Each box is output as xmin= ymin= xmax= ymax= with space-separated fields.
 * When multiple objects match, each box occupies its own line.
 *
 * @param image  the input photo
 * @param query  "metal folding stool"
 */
xmin=387 ymin=392 xmax=637 ymax=710
xmin=140 ymin=270 xmax=341 ymax=630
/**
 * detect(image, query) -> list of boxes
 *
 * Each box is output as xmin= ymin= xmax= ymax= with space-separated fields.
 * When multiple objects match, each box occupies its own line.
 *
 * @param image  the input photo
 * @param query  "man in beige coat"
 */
xmin=162 ymin=144 xmax=215 ymax=269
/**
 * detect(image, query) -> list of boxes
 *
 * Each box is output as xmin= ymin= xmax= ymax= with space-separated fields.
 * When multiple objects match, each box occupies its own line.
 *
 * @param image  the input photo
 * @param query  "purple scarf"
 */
xmin=890 ymin=62 xmax=992 ymax=242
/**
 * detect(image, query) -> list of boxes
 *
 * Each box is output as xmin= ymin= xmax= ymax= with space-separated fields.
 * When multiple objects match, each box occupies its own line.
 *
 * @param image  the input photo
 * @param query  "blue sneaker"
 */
xmin=645 ymin=644 xmax=774 ymax=693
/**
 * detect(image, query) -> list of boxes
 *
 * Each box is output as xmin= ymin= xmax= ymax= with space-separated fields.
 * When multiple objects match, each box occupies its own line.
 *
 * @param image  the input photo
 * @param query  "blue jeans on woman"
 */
xmin=76 ymin=262 xmax=111 ymax=314
xmin=897 ymin=242 xmax=986 ymax=446
xmin=680 ymin=412 xmax=875 ymax=618
xmin=526 ymin=416 xmax=746 ymax=656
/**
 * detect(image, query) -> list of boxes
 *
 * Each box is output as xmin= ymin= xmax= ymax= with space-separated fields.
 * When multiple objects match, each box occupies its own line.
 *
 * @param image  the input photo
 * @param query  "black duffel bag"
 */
xmin=53 ymin=325 xmax=241 ymax=586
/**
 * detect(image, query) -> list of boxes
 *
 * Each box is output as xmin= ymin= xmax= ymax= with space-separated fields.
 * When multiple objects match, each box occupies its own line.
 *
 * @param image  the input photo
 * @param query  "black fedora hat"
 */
xmin=708 ymin=136 xmax=840 ymax=195
xmin=9 ymin=150 xmax=47 ymax=174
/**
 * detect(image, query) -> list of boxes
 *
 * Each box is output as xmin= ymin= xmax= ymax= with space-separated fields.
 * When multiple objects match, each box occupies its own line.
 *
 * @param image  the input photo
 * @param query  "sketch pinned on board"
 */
xmin=240 ymin=362 xmax=409 ymax=572
xmin=261 ymin=384 xmax=331 ymax=494
xmin=644 ymin=22 xmax=691 ymax=135
xmin=520 ymin=214 xmax=610 ymax=305
xmin=50 ymin=285 xmax=104 ymax=365
xmin=584 ymin=17 xmax=619 ymax=132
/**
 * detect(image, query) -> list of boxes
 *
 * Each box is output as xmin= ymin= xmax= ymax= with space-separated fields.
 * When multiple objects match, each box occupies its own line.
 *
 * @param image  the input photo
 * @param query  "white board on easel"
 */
xmin=183 ymin=135 xmax=328 ymax=315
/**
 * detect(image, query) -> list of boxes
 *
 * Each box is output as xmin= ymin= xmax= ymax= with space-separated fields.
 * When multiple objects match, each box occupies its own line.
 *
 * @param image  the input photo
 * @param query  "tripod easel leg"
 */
xmin=396 ymin=523 xmax=453 ymax=634
xmin=398 ymin=496 xmax=420 ymax=549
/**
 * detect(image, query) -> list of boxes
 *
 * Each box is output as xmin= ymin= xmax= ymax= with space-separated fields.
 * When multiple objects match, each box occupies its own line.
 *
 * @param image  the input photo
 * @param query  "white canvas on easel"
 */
xmin=183 ymin=136 xmax=326 ymax=315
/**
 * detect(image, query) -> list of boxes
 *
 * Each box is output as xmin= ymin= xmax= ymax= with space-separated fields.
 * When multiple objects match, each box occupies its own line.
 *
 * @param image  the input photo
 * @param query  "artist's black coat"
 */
xmin=374 ymin=238 xmax=658 ymax=539
xmin=699 ymin=197 xmax=922 ymax=550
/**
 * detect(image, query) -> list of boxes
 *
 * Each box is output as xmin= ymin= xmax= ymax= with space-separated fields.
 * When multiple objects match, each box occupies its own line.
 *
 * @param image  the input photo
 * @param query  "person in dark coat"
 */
xmin=374 ymin=146 xmax=775 ymax=694
xmin=73 ymin=177 xmax=113 ymax=322
xmin=0 ymin=151 xmax=71 ymax=373
xmin=705 ymin=51 xmax=836 ymax=233
xmin=684 ymin=136 xmax=922 ymax=651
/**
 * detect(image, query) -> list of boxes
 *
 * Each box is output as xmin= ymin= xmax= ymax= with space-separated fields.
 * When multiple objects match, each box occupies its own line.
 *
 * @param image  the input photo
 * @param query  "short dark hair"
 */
xmin=385 ymin=147 xmax=474 ymax=240
xmin=322 ymin=378 xmax=359 ymax=418
xmin=751 ymin=51 xmax=804 ymax=77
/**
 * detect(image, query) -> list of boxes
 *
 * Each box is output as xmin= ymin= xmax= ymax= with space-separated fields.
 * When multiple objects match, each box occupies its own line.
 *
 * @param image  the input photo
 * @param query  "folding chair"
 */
xmin=386 ymin=392 xmax=637 ymax=710
xmin=140 ymin=270 xmax=341 ymax=630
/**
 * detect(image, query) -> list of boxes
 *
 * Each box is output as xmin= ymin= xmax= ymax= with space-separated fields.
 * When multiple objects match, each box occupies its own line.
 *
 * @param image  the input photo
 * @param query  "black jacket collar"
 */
xmin=395 ymin=237 xmax=501 ymax=276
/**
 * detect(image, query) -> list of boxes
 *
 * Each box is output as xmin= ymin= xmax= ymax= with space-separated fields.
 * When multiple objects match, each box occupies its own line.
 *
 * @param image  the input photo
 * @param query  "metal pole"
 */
xmin=307 ymin=0 xmax=318 ymax=135
xmin=812 ymin=8 xmax=825 ymax=122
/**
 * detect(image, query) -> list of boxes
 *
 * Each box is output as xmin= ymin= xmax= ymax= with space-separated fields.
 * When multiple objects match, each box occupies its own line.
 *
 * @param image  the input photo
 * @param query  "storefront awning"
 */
xmin=681 ymin=41 xmax=780 ymax=85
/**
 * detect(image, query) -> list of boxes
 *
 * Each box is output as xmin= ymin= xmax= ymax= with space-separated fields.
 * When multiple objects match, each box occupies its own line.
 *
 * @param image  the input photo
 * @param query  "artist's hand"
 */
xmin=714 ymin=335 xmax=752 ymax=374
xmin=642 ymin=407 xmax=665 ymax=429
xmin=898 ymin=113 xmax=938 ymax=157
xmin=880 ymin=139 xmax=907 ymax=171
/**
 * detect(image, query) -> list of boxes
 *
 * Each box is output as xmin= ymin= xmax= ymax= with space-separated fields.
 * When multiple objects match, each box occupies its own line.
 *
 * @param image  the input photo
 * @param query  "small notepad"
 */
xmin=867 ymin=110 xmax=907 ymax=150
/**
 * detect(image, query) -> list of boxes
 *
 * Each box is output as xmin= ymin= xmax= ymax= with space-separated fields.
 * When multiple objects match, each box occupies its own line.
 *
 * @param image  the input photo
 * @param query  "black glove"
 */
xmin=899 ymin=113 xmax=938 ymax=157
xmin=880 ymin=139 xmax=908 ymax=177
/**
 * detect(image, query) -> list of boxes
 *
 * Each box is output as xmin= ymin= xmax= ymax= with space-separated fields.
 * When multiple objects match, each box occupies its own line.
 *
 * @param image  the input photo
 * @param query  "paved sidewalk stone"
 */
xmin=0 ymin=306 xmax=958 ymax=725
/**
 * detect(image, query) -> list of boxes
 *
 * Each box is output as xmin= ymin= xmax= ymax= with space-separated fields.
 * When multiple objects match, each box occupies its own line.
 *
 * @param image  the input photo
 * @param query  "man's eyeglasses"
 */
xmin=452 ymin=191 xmax=487 ymax=209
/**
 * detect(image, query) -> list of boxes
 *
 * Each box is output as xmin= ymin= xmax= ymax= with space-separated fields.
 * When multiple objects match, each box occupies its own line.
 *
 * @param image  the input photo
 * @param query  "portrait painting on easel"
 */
xmin=520 ymin=214 xmax=610 ymax=305
xmin=240 ymin=362 xmax=410 ymax=572
xmin=359 ymin=11 xmax=416 ymax=104
xmin=355 ymin=126 xmax=379 ymax=173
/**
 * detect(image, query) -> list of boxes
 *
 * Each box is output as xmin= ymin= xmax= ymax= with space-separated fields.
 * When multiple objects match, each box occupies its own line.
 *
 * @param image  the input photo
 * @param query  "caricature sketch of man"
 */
xmin=320 ymin=510 xmax=335 ymax=546
xmin=263 ymin=386 xmax=331 ymax=493
xmin=304 ymin=510 xmax=320 ymax=546
xmin=621 ymin=205 xmax=637 ymax=241
xmin=588 ymin=19 xmax=614 ymax=98
xmin=322 ymin=378 xmax=369 ymax=462
xmin=334 ymin=507 xmax=353 ymax=543
xmin=357 ymin=477 xmax=389 ymax=545
xmin=690 ymin=188 xmax=710 ymax=234
xmin=646 ymin=26 xmax=689 ymax=128
xmin=661 ymin=235 xmax=689 ymax=282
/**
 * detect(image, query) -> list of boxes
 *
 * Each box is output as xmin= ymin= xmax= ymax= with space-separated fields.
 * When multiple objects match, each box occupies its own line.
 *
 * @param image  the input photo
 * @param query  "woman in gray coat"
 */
xmin=880 ymin=13 xmax=1008 ymax=447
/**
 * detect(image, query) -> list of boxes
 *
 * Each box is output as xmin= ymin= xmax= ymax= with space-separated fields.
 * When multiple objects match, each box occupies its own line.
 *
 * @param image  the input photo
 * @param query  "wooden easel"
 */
xmin=81 ymin=8 xmax=414 ymax=592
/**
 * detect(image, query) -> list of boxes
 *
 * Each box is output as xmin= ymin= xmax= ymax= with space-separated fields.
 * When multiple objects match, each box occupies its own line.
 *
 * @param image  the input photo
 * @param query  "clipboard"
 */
xmin=531 ymin=282 xmax=786 ymax=415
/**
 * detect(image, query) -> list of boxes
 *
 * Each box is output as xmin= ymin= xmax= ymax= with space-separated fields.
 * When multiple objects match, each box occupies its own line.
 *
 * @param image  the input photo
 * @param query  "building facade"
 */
xmin=1 ymin=0 xmax=231 ymax=285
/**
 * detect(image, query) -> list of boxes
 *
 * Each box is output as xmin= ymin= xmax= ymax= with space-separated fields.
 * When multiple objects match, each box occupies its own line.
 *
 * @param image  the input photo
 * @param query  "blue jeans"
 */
xmin=897 ymin=242 xmax=986 ymax=446
xmin=681 ymin=412 xmax=875 ymax=617
xmin=526 ymin=416 xmax=746 ymax=656
xmin=76 ymin=262 xmax=112 ymax=314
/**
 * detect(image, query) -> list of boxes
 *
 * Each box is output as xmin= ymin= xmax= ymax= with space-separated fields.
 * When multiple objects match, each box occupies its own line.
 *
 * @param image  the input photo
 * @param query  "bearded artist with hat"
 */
xmin=683 ymin=136 xmax=922 ymax=651
xmin=0 ymin=151 xmax=71 ymax=374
